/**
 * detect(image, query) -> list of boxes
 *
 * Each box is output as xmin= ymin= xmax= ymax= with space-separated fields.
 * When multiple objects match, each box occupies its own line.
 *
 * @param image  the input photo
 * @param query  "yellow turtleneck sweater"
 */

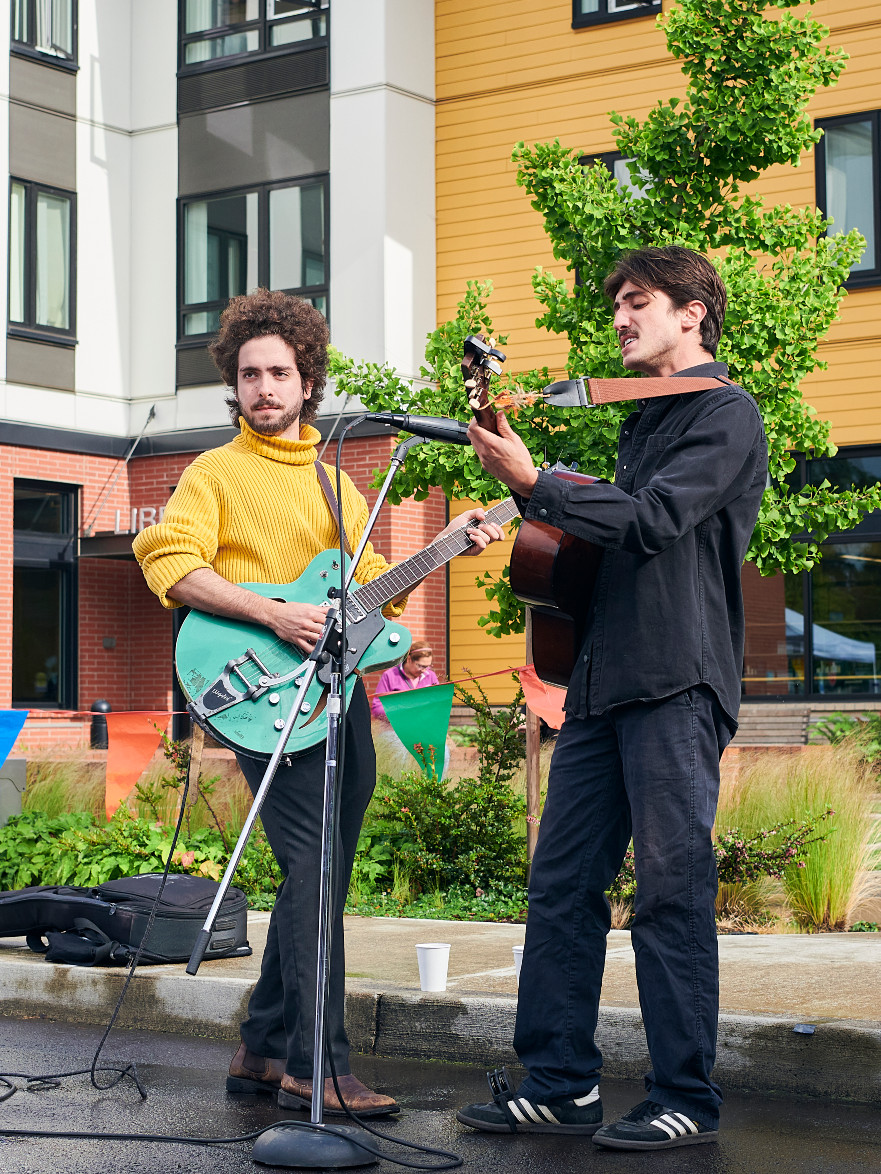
xmin=133 ymin=420 xmax=401 ymax=612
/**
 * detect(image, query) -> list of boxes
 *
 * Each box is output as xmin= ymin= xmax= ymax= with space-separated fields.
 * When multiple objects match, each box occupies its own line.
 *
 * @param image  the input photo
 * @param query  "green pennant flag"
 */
xmin=380 ymin=682 xmax=455 ymax=780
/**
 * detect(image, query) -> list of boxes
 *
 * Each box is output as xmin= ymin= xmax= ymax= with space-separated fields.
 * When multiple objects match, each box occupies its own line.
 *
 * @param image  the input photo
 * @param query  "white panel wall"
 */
xmin=73 ymin=0 xmax=179 ymax=436
xmin=329 ymin=0 xmax=436 ymax=385
xmin=0 ymin=0 xmax=178 ymax=436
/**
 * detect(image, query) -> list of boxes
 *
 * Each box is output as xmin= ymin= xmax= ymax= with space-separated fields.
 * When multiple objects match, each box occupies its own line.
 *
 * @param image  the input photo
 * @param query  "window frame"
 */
xmin=572 ymin=0 xmax=661 ymax=31
xmin=8 ymin=177 xmax=77 ymax=346
xmin=11 ymin=0 xmax=78 ymax=71
xmin=743 ymin=445 xmax=881 ymax=702
xmin=178 ymin=0 xmax=328 ymax=75
xmin=176 ymin=174 xmax=330 ymax=344
xmin=815 ymin=109 xmax=881 ymax=290
xmin=12 ymin=478 xmax=79 ymax=711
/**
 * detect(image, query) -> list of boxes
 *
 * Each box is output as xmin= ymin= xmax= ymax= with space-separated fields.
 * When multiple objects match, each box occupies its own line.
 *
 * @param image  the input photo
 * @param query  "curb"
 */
xmin=1 ymin=960 xmax=879 ymax=1107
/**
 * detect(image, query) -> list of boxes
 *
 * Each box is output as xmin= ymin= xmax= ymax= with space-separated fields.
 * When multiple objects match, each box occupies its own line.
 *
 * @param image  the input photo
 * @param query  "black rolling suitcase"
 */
xmin=0 ymin=873 xmax=251 ymax=965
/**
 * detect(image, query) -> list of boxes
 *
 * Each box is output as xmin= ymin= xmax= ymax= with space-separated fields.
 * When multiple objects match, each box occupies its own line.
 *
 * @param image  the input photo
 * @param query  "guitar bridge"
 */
xmin=189 ymin=648 xmax=307 ymax=720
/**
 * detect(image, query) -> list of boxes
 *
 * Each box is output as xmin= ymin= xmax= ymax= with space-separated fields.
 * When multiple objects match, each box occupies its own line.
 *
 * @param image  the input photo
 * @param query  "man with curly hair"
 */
xmin=134 ymin=289 xmax=501 ymax=1116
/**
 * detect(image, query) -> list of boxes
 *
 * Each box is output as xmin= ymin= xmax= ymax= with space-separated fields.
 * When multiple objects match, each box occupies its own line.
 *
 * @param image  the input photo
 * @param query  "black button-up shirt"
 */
xmin=519 ymin=363 xmax=768 ymax=724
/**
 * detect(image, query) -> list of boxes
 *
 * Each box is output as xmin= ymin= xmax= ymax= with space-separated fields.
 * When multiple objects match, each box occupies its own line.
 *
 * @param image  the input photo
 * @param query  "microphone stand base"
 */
xmin=252 ymin=1122 xmax=378 ymax=1168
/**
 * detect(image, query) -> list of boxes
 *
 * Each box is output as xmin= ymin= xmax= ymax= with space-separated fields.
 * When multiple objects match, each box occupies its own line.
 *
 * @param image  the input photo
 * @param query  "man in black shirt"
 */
xmin=457 ymin=247 xmax=767 ymax=1150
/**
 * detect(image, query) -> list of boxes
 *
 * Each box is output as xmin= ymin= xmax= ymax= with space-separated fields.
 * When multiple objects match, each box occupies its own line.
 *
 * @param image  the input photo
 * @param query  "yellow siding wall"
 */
xmin=448 ymin=498 xmax=524 ymax=703
xmin=439 ymin=0 xmax=881 ymax=698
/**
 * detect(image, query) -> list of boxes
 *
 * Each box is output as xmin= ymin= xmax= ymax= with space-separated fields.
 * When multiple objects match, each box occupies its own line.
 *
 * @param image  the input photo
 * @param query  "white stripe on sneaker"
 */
xmin=659 ymin=1114 xmax=688 ymax=1137
xmin=537 ymin=1105 xmax=561 ymax=1124
xmin=573 ymin=1088 xmax=600 ymax=1106
xmin=518 ymin=1099 xmax=545 ymax=1124
xmin=651 ymin=1118 xmax=678 ymax=1139
xmin=674 ymin=1113 xmax=699 ymax=1135
xmin=507 ymin=1101 xmax=530 ymax=1125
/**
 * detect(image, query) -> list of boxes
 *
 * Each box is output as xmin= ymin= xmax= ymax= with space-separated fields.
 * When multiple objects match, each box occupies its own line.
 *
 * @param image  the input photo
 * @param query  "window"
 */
xmin=12 ymin=0 xmax=77 ymax=65
xmin=179 ymin=177 xmax=327 ymax=338
xmin=573 ymin=0 xmax=660 ymax=30
xmin=12 ymin=481 xmax=78 ymax=709
xmin=588 ymin=150 xmax=651 ymax=199
xmin=815 ymin=111 xmax=881 ymax=286
xmin=180 ymin=0 xmax=328 ymax=69
xmin=8 ymin=179 xmax=76 ymax=341
xmin=742 ymin=447 xmax=881 ymax=699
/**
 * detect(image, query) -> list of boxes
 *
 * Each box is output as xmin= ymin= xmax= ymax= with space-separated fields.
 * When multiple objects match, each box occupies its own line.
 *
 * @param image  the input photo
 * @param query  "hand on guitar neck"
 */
xmin=467 ymin=413 xmax=539 ymax=498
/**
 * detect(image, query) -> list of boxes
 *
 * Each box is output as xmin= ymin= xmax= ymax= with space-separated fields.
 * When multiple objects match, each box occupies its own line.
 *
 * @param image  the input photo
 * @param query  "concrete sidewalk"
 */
xmin=1 ymin=913 xmax=879 ymax=1107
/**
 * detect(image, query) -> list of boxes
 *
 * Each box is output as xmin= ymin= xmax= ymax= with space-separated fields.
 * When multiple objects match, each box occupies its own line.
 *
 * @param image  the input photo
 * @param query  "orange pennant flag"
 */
xmin=518 ymin=665 xmax=567 ymax=730
xmin=104 ymin=711 xmax=171 ymax=820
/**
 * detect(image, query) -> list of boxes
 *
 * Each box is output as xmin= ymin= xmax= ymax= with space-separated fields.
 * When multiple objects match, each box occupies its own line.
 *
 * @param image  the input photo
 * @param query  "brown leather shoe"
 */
xmin=278 ymin=1072 xmax=400 ymax=1117
xmin=226 ymin=1043 xmax=286 ymax=1094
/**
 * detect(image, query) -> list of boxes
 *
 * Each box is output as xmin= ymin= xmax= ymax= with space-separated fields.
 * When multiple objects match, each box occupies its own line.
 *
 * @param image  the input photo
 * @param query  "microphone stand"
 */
xmin=186 ymin=433 xmax=427 ymax=1169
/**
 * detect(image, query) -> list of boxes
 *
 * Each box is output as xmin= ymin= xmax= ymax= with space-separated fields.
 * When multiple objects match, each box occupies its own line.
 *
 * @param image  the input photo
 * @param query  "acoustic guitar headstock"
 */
xmin=462 ymin=334 xmax=507 ymax=435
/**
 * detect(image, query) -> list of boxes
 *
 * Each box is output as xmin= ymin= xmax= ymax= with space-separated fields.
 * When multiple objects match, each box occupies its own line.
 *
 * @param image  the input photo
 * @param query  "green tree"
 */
xmin=330 ymin=0 xmax=881 ymax=636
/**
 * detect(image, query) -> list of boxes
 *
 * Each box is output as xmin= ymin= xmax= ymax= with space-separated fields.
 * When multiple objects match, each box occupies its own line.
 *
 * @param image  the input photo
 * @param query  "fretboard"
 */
xmin=352 ymin=498 xmax=519 ymax=613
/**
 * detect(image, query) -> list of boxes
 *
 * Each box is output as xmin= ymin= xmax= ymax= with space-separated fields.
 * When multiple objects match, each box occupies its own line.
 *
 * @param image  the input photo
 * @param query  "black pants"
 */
xmin=236 ymin=681 xmax=376 ymax=1078
xmin=514 ymin=686 xmax=733 ymax=1127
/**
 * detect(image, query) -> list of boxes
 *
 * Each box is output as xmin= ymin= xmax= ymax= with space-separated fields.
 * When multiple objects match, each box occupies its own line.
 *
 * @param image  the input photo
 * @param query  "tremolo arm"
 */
xmin=190 ymin=648 xmax=309 ymax=721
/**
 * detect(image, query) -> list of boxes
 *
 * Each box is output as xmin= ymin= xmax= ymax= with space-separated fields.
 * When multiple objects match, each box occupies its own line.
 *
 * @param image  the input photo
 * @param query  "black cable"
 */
xmin=0 ymin=746 xmax=194 ymax=1103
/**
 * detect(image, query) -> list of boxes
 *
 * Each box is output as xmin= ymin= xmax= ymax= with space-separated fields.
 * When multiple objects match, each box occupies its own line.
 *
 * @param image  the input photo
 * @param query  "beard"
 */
xmin=238 ymin=400 xmax=303 ymax=437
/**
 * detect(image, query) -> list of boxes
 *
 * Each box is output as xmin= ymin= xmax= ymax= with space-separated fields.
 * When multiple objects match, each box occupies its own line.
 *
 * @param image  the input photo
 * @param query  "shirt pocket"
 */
xmin=635 ymin=433 xmax=679 ymax=480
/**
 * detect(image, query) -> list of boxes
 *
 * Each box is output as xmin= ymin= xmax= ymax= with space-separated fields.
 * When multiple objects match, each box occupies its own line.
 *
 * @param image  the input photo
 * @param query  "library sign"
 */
xmin=114 ymin=505 xmax=168 ymax=533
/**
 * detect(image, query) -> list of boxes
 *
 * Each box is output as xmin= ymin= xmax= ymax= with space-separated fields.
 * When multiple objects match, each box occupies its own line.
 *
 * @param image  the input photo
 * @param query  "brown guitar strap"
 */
xmin=585 ymin=374 xmax=735 ymax=405
xmin=587 ymin=378 xmax=737 ymax=410
xmin=314 ymin=462 xmax=353 ymax=557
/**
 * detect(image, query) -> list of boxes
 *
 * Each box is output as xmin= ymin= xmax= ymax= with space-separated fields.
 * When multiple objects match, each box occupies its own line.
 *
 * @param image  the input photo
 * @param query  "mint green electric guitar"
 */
xmin=174 ymin=498 xmax=518 ymax=759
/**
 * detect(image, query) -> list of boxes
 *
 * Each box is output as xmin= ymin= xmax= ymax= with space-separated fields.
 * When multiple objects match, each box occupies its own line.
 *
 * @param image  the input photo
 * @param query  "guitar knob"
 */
xmin=268 ymin=693 xmax=280 ymax=705
xmin=274 ymin=718 xmax=285 ymax=731
xmin=301 ymin=701 xmax=311 ymax=713
xmin=389 ymin=633 xmax=400 ymax=644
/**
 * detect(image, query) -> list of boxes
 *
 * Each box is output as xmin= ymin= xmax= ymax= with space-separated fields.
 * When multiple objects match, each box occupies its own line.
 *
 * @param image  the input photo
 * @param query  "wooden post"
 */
xmin=524 ymin=611 xmax=541 ymax=865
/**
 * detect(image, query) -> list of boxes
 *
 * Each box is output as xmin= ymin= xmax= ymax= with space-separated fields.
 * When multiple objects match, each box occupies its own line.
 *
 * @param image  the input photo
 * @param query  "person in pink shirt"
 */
xmin=371 ymin=638 xmax=439 ymax=721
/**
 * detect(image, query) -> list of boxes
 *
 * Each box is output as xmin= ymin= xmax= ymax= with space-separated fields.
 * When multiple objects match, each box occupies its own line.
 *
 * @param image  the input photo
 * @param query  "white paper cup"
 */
xmin=415 ymin=942 xmax=451 ymax=991
xmin=512 ymin=944 xmax=524 ymax=984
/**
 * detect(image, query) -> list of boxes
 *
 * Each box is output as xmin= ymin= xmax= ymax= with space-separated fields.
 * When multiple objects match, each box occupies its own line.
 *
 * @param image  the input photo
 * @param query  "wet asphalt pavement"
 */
xmin=0 ymin=1018 xmax=877 ymax=1174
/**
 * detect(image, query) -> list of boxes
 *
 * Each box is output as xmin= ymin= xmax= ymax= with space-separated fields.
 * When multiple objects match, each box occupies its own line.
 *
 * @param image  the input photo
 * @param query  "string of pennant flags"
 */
xmin=0 ymin=666 xmax=566 ymax=822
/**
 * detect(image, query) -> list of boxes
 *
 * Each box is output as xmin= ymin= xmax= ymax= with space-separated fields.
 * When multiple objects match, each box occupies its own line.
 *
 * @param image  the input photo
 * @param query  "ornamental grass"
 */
xmin=717 ymin=746 xmax=878 ymax=931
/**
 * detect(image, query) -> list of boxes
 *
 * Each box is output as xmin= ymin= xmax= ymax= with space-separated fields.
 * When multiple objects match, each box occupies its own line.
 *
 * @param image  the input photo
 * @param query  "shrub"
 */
xmin=0 ymin=807 xmax=281 ymax=905
xmin=360 ymin=768 xmax=527 ymax=895
xmin=453 ymin=674 xmax=525 ymax=788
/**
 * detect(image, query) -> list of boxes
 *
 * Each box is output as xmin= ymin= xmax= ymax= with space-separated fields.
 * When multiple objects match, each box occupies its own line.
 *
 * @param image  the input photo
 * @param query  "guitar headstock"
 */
xmin=462 ymin=334 xmax=507 ymax=435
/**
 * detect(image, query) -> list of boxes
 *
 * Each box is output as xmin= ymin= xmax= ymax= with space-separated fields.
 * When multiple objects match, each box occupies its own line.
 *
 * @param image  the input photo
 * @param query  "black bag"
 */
xmin=0 ymin=873 xmax=251 ymax=966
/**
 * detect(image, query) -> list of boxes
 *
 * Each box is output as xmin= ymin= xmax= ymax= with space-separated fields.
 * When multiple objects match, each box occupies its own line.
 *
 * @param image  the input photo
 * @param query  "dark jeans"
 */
xmin=236 ymin=681 xmax=376 ymax=1078
xmin=513 ymin=686 xmax=733 ymax=1128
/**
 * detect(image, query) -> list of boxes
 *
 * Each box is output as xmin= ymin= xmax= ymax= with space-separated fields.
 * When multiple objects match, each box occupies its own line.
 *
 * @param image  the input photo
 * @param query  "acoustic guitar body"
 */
xmin=509 ymin=470 xmax=605 ymax=687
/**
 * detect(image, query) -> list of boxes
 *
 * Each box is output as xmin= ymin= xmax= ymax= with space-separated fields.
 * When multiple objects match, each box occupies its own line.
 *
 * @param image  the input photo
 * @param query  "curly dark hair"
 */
xmin=209 ymin=289 xmax=329 ymax=427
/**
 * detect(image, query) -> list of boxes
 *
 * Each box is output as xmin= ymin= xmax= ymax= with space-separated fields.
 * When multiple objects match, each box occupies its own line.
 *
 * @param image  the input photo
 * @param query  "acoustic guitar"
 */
xmin=462 ymin=334 xmax=604 ymax=687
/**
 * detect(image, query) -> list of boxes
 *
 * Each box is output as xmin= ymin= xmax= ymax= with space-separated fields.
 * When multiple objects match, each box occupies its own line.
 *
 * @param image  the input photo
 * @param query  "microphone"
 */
xmin=367 ymin=412 xmax=472 ymax=445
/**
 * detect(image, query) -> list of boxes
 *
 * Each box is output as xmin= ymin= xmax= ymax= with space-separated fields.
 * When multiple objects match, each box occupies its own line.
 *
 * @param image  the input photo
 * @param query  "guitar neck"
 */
xmin=352 ymin=498 xmax=519 ymax=614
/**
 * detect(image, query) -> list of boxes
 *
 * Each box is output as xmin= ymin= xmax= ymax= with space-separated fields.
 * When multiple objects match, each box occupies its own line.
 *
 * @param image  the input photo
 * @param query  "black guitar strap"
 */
xmin=314 ymin=461 xmax=353 ymax=558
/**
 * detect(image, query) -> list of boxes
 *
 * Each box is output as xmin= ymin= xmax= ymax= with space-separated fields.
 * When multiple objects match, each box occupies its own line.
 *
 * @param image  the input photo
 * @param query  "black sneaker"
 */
xmin=456 ymin=1067 xmax=602 ymax=1135
xmin=592 ymin=1099 xmax=718 ymax=1150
